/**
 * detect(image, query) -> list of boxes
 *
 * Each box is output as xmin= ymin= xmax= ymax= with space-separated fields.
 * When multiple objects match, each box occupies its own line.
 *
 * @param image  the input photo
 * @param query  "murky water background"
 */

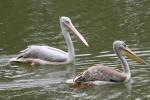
xmin=0 ymin=0 xmax=150 ymax=99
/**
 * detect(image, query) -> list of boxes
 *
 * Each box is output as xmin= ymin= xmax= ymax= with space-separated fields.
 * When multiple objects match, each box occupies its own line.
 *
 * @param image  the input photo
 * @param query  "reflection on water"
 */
xmin=0 ymin=0 xmax=150 ymax=100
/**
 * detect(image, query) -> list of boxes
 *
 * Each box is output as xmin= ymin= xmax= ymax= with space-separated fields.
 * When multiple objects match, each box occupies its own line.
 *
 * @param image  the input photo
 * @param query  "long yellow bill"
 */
xmin=121 ymin=47 xmax=146 ymax=64
xmin=64 ymin=21 xmax=89 ymax=47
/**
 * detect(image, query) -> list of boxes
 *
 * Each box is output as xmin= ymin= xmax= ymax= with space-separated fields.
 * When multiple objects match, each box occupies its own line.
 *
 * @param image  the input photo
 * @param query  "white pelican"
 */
xmin=10 ymin=16 xmax=89 ymax=66
xmin=74 ymin=40 xmax=146 ymax=85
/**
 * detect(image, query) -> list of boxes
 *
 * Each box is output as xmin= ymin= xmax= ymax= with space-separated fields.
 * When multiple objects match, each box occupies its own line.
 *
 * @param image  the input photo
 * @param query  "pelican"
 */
xmin=10 ymin=16 xmax=89 ymax=66
xmin=74 ymin=40 xmax=146 ymax=85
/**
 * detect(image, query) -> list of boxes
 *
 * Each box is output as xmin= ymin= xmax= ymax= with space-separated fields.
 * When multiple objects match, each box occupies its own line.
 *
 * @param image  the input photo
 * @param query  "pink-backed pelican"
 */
xmin=74 ymin=40 xmax=146 ymax=85
xmin=10 ymin=16 xmax=89 ymax=66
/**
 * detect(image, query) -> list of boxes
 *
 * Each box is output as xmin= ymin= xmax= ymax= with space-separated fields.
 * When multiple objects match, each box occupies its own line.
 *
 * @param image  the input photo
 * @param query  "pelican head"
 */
xmin=60 ymin=16 xmax=89 ymax=47
xmin=113 ymin=40 xmax=146 ymax=64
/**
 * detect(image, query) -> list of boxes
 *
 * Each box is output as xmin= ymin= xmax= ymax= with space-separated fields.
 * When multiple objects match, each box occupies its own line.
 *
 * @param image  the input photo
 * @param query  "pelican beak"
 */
xmin=121 ymin=47 xmax=146 ymax=64
xmin=63 ymin=22 xmax=89 ymax=47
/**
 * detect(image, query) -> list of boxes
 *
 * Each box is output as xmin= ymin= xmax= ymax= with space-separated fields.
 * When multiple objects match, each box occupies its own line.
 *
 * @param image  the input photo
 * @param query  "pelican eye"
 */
xmin=65 ymin=20 xmax=70 ymax=24
xmin=123 ymin=43 xmax=126 ymax=47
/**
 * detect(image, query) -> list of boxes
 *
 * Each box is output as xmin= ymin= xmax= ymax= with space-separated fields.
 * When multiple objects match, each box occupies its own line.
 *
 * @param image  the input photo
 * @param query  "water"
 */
xmin=0 ymin=0 xmax=150 ymax=99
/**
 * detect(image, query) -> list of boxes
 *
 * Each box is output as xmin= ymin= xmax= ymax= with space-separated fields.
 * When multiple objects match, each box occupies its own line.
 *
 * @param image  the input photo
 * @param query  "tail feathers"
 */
xmin=74 ymin=75 xmax=86 ymax=84
xmin=9 ymin=58 xmax=18 ymax=62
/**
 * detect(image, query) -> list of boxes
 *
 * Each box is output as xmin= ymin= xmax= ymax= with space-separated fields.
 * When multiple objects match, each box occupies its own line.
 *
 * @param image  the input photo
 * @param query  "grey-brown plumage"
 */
xmin=74 ymin=40 xmax=146 ymax=84
xmin=74 ymin=64 xmax=126 ymax=83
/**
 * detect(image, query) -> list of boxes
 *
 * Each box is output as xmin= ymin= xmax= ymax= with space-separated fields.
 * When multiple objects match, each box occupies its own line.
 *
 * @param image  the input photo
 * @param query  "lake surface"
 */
xmin=0 ymin=0 xmax=150 ymax=99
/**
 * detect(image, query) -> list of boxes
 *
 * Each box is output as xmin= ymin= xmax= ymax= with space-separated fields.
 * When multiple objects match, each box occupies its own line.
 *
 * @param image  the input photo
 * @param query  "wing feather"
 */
xmin=74 ymin=64 xmax=126 ymax=83
xmin=16 ymin=45 xmax=68 ymax=62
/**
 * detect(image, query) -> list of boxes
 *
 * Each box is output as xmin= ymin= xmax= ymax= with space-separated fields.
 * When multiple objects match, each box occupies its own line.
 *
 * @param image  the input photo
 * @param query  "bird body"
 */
xmin=17 ymin=45 xmax=68 ymax=62
xmin=10 ymin=17 xmax=89 ymax=65
xmin=74 ymin=41 xmax=146 ymax=85
xmin=74 ymin=64 xmax=127 ymax=83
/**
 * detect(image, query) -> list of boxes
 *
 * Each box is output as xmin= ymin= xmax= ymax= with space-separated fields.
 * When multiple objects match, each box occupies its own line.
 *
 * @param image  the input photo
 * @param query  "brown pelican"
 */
xmin=10 ymin=16 xmax=89 ymax=66
xmin=74 ymin=40 xmax=146 ymax=85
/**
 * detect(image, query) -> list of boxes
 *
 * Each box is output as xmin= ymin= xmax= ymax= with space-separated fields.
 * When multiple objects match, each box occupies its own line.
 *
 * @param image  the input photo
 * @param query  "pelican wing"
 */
xmin=16 ymin=45 xmax=68 ymax=62
xmin=74 ymin=64 xmax=126 ymax=83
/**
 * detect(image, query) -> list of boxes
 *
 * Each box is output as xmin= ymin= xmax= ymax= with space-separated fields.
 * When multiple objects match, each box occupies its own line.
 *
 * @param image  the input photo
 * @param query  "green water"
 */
xmin=0 ymin=0 xmax=150 ymax=99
